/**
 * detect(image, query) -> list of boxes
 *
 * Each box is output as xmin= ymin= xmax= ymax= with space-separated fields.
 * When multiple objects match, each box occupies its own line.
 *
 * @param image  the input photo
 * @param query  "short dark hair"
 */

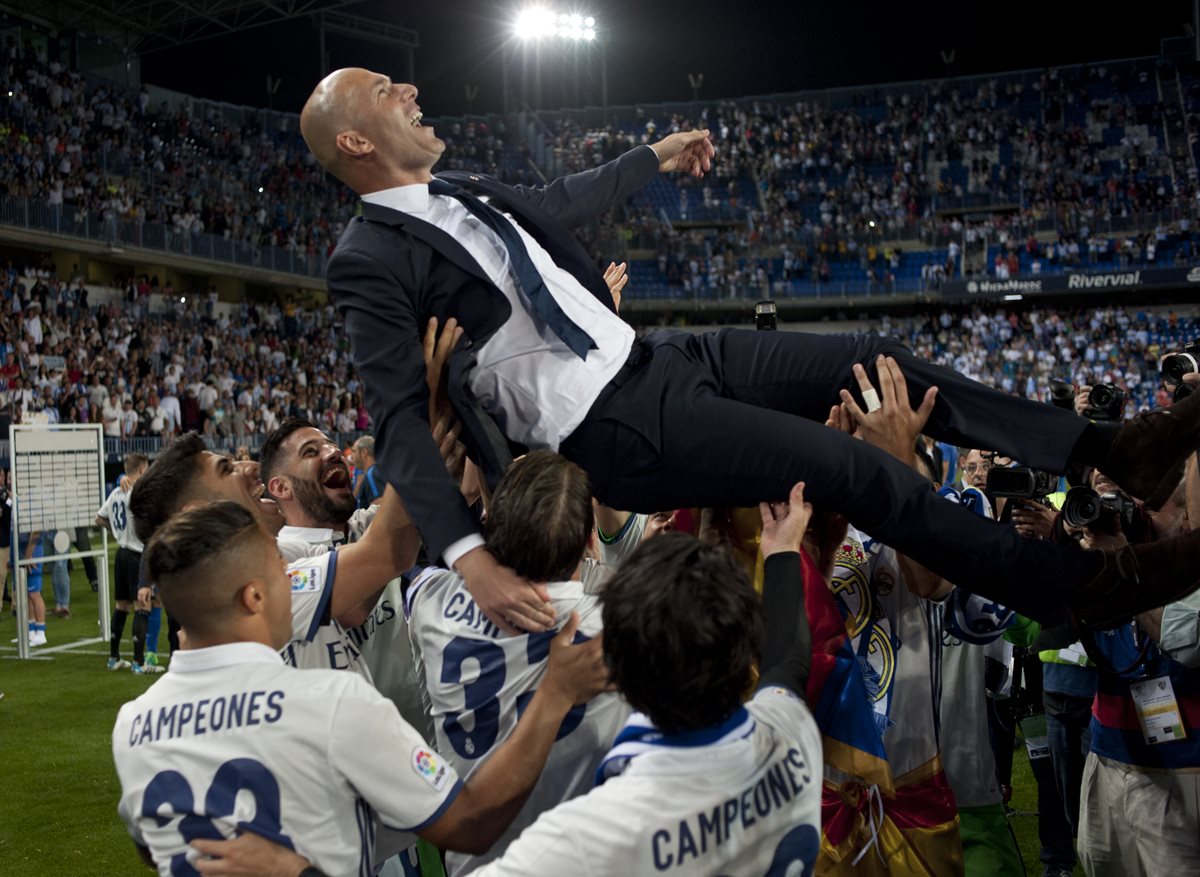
xmin=602 ymin=532 xmax=763 ymax=734
xmin=124 ymin=452 xmax=148 ymax=475
xmin=485 ymin=451 xmax=593 ymax=582
xmin=144 ymin=500 xmax=267 ymax=638
xmin=259 ymin=417 xmax=319 ymax=488
xmin=129 ymin=432 xmax=207 ymax=544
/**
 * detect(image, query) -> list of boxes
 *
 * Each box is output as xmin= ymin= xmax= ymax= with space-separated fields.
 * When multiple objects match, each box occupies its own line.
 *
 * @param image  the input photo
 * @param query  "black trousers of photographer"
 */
xmin=562 ymin=328 xmax=1103 ymax=623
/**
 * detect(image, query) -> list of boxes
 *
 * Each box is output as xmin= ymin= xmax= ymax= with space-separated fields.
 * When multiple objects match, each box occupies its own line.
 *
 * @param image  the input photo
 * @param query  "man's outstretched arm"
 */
xmin=756 ymin=481 xmax=815 ymax=697
xmin=508 ymin=131 xmax=714 ymax=229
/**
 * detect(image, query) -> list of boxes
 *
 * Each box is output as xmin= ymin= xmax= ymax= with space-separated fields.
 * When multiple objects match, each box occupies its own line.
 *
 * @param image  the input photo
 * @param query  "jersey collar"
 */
xmin=168 ymin=641 xmax=283 ymax=674
xmin=278 ymin=524 xmax=338 ymax=545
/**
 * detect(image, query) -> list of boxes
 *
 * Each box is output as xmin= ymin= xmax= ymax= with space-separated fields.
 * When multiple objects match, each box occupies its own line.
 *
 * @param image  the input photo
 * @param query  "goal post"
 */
xmin=9 ymin=423 xmax=109 ymax=660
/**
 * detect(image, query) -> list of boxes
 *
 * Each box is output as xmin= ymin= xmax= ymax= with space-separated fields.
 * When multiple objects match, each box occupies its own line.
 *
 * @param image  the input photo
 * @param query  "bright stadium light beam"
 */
xmin=514 ymin=7 xmax=598 ymax=40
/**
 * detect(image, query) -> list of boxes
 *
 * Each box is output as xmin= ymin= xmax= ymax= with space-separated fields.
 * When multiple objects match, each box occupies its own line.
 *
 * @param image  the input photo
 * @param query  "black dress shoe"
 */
xmin=1103 ymin=392 xmax=1200 ymax=510
xmin=1071 ymin=529 xmax=1200 ymax=628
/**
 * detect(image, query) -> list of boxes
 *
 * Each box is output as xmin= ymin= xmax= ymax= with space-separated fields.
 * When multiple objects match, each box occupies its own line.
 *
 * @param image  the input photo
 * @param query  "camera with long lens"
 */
xmin=1161 ymin=340 xmax=1200 ymax=385
xmin=1061 ymin=485 xmax=1137 ymax=532
xmin=986 ymin=465 xmax=1059 ymax=500
xmin=1084 ymin=383 xmax=1125 ymax=421
xmin=754 ymin=300 xmax=777 ymax=332
xmin=1049 ymin=380 xmax=1076 ymax=412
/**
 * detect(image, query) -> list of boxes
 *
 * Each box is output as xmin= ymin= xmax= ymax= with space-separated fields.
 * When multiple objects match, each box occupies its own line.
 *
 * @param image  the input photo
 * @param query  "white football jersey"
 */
xmin=112 ymin=641 xmax=461 ymax=877
xmin=278 ymin=508 xmax=430 ymax=740
xmin=406 ymin=568 xmax=628 ymax=875
xmin=596 ymin=512 xmax=647 ymax=568
xmin=473 ymin=686 xmax=822 ymax=877
xmin=97 ymin=485 xmax=143 ymax=552
xmin=277 ymin=537 xmax=373 ymax=682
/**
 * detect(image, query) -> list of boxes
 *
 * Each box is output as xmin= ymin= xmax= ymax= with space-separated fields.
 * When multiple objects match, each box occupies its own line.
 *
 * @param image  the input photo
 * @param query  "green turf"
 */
xmin=0 ymin=547 xmax=1078 ymax=876
xmin=0 ymin=546 xmax=159 ymax=876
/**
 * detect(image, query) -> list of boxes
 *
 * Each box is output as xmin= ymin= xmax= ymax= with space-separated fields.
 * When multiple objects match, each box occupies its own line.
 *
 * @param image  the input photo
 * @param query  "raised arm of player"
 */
xmin=327 ymin=485 xmax=420 ymax=620
xmin=756 ymin=482 xmax=814 ymax=698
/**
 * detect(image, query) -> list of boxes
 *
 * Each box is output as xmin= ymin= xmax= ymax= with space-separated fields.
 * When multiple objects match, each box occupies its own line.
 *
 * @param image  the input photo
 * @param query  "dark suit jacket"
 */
xmin=327 ymin=144 xmax=658 ymax=560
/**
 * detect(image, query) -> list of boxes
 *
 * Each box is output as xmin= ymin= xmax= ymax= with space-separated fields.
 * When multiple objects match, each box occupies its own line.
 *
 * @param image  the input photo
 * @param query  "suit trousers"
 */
xmin=561 ymin=328 xmax=1102 ymax=622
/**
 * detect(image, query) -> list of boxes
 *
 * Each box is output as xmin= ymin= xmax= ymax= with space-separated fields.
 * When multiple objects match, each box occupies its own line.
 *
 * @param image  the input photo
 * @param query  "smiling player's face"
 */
xmin=277 ymin=427 xmax=356 ymax=525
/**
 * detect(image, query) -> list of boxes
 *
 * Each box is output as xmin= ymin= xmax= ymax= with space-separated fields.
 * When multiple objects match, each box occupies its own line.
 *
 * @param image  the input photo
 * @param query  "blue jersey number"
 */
xmin=441 ymin=630 xmax=589 ymax=760
xmin=141 ymin=758 xmax=294 ymax=876
xmin=441 ymin=637 xmax=507 ymax=759
xmin=112 ymin=500 xmax=127 ymax=533
xmin=514 ymin=629 xmax=588 ymax=739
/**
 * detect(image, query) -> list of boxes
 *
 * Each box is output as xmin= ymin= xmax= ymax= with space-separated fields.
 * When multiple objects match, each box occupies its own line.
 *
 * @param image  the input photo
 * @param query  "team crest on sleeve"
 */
xmin=288 ymin=566 xmax=322 ymax=593
xmin=411 ymin=747 xmax=450 ymax=791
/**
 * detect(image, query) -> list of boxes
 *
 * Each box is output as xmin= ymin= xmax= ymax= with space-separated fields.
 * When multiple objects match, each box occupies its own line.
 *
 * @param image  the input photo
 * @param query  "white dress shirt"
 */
xmin=362 ymin=181 xmax=635 ymax=567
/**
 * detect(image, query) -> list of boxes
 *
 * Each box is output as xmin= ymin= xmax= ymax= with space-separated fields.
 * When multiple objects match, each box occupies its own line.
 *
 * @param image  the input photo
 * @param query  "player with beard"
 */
xmin=130 ymin=433 xmax=420 ymax=684
xmin=259 ymin=418 xmax=433 ymax=742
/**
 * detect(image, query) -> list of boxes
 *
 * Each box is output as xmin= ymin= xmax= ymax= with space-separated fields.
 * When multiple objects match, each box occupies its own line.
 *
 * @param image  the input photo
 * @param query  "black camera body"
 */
xmin=1061 ymin=485 xmax=1137 ymax=532
xmin=986 ymin=465 xmax=1059 ymax=500
xmin=754 ymin=300 xmax=777 ymax=332
xmin=1084 ymin=383 xmax=1125 ymax=421
xmin=1162 ymin=340 xmax=1200 ymax=385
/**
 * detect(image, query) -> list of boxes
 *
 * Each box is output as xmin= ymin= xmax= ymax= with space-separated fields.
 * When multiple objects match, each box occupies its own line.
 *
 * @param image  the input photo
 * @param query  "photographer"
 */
xmin=1046 ymin=466 xmax=1200 ymax=876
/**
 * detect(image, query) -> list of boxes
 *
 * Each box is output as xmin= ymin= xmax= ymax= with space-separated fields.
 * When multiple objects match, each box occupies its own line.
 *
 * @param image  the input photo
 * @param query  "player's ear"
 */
xmin=267 ymin=475 xmax=291 ymax=501
xmin=237 ymin=580 xmax=266 ymax=616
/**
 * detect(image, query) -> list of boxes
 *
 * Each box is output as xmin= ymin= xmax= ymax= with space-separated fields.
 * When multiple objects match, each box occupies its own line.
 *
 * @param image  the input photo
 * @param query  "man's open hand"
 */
xmin=651 ymin=130 xmax=715 ymax=178
xmin=423 ymin=315 xmax=463 ymax=425
xmin=540 ymin=611 xmax=611 ymax=709
xmin=840 ymin=355 xmax=938 ymax=465
xmin=456 ymin=546 xmax=555 ymax=635
xmin=602 ymin=261 xmax=629 ymax=313
xmin=759 ymin=481 xmax=812 ymax=559
xmin=191 ymin=832 xmax=312 ymax=877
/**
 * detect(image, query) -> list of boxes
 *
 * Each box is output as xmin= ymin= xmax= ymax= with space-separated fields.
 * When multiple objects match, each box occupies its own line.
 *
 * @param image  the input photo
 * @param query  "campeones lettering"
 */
xmin=126 ymin=690 xmax=285 ymax=747
xmin=650 ymin=747 xmax=811 ymax=870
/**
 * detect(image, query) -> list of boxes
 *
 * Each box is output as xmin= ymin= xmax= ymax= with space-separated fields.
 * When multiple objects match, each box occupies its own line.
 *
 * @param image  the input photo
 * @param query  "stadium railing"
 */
xmin=0 ymin=429 xmax=371 ymax=468
xmin=0 ymin=193 xmax=327 ymax=279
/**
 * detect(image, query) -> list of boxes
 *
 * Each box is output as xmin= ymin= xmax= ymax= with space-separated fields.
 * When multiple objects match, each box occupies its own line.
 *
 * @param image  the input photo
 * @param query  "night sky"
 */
xmin=140 ymin=1 xmax=1195 ymax=118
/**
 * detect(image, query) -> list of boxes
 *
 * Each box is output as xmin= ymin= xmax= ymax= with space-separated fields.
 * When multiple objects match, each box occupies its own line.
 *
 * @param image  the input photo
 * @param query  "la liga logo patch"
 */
xmin=412 ymin=747 xmax=450 ymax=791
xmin=288 ymin=566 xmax=321 ymax=593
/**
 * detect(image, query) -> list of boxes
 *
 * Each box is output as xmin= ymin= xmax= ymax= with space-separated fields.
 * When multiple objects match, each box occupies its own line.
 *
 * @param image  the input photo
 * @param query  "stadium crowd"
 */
xmin=3 ymin=40 xmax=1198 ymax=298
xmin=3 ymin=34 xmax=1199 ymax=877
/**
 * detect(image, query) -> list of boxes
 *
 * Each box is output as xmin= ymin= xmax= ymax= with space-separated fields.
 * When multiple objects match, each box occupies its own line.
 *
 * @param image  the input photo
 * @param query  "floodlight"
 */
xmin=583 ymin=28 xmax=596 ymax=40
xmin=584 ymin=16 xmax=595 ymax=26
xmin=570 ymin=14 xmax=583 ymax=26
xmin=570 ymin=26 xmax=583 ymax=39
xmin=558 ymin=13 xmax=570 ymax=22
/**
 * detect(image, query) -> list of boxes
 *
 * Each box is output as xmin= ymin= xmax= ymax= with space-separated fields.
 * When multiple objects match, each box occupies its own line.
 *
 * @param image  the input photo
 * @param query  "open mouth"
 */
xmin=323 ymin=467 xmax=350 ymax=490
xmin=251 ymin=481 xmax=278 ymax=507
xmin=411 ymin=110 xmax=423 ymax=127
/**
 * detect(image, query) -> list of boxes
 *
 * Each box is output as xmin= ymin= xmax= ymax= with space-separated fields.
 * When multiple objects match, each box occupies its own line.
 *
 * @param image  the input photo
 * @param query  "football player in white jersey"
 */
xmin=113 ymin=500 xmax=611 ymax=876
xmin=473 ymin=480 xmax=822 ymax=877
xmin=408 ymin=451 xmax=629 ymax=874
xmin=97 ymin=453 xmax=160 ymax=673
xmin=129 ymin=432 xmax=418 ymax=672
xmin=259 ymin=417 xmax=436 ymax=877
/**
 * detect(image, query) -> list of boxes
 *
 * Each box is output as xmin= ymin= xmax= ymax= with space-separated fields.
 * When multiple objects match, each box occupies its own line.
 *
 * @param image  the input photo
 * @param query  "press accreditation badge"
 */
xmin=1129 ymin=676 xmax=1188 ymax=746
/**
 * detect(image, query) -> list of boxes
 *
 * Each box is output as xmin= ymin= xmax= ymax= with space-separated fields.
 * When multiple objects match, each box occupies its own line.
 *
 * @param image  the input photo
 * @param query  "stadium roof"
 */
xmin=15 ymin=0 xmax=415 ymax=54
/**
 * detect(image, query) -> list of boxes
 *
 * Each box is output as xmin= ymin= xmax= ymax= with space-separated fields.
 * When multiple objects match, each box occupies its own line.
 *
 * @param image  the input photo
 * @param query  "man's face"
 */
xmin=190 ymin=452 xmax=286 ymax=533
xmin=961 ymin=450 xmax=992 ymax=490
xmin=272 ymin=427 xmax=355 ymax=526
xmin=351 ymin=70 xmax=445 ymax=176
xmin=643 ymin=511 xmax=676 ymax=541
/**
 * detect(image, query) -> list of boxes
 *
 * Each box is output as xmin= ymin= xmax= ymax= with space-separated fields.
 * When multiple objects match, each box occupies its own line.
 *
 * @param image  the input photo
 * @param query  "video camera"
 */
xmin=985 ymin=464 xmax=1059 ymax=501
